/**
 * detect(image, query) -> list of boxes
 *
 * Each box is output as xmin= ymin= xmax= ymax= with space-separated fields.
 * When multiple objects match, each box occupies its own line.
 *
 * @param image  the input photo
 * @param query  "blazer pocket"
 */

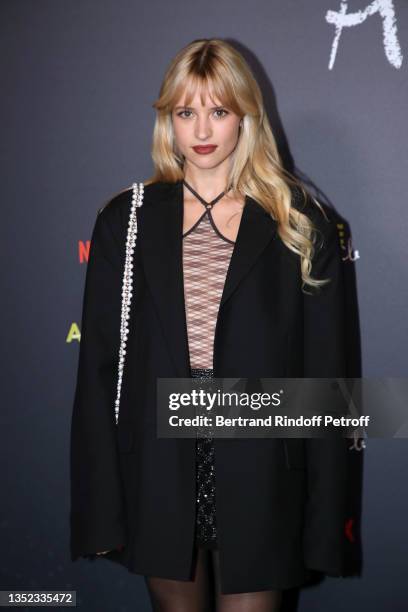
xmin=282 ymin=438 xmax=306 ymax=470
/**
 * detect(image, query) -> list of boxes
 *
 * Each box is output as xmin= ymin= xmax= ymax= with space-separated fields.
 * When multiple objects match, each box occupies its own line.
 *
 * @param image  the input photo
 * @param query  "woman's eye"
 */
xmin=214 ymin=109 xmax=228 ymax=118
xmin=177 ymin=110 xmax=192 ymax=118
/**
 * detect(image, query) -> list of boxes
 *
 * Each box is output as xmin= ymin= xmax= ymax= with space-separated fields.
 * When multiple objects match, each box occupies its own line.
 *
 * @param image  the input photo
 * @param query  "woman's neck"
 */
xmin=183 ymin=166 xmax=231 ymax=201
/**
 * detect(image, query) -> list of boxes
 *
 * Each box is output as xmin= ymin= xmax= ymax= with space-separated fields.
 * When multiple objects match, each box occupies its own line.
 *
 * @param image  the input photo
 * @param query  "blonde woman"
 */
xmin=70 ymin=38 xmax=349 ymax=612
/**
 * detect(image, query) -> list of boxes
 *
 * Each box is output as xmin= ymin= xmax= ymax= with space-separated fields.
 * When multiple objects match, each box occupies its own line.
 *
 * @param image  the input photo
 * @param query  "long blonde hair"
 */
xmin=144 ymin=38 xmax=331 ymax=292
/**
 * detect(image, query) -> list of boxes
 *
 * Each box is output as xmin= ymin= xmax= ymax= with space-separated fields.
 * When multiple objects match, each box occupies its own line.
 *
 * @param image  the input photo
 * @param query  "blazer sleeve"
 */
xmin=70 ymin=203 xmax=126 ymax=561
xmin=302 ymin=203 xmax=349 ymax=577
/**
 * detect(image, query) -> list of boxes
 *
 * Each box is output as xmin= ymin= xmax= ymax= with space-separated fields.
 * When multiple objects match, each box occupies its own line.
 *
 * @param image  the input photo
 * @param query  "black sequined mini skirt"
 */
xmin=190 ymin=367 xmax=218 ymax=551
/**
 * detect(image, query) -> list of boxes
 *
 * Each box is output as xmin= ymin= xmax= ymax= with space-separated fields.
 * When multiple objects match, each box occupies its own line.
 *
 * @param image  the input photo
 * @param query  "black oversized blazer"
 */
xmin=70 ymin=179 xmax=350 ymax=594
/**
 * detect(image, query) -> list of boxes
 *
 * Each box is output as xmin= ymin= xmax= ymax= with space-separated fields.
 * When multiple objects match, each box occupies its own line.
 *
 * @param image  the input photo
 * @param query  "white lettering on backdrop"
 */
xmin=326 ymin=0 xmax=403 ymax=69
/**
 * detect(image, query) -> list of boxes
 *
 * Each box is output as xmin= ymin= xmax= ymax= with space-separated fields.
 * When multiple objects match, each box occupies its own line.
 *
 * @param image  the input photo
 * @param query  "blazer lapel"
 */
xmin=219 ymin=190 xmax=278 ymax=307
xmin=138 ymin=180 xmax=278 ymax=377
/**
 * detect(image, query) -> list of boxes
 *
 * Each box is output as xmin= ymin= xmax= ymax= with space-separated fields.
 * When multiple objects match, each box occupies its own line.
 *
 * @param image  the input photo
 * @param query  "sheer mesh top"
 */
xmin=182 ymin=206 xmax=235 ymax=370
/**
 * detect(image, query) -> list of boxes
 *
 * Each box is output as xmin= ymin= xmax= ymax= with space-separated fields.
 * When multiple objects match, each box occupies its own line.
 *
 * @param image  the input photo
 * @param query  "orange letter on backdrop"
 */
xmin=78 ymin=240 xmax=90 ymax=263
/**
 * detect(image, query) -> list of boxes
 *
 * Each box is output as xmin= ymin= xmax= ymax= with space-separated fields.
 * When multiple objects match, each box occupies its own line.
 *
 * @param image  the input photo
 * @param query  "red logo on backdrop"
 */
xmin=78 ymin=240 xmax=91 ymax=263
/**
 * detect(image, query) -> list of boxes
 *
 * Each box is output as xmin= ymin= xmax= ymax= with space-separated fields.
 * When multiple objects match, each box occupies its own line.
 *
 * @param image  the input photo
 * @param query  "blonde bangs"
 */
xmin=157 ymin=62 xmax=243 ymax=118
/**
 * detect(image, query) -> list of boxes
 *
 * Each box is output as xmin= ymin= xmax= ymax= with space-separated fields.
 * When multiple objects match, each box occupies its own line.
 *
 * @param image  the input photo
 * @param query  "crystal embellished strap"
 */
xmin=114 ymin=182 xmax=144 ymax=425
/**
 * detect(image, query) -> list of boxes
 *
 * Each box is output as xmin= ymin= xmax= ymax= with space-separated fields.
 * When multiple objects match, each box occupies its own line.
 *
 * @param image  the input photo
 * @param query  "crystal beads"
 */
xmin=114 ymin=182 xmax=144 ymax=425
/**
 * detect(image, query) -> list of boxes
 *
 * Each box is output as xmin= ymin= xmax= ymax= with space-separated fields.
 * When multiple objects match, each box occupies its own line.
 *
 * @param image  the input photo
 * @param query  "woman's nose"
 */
xmin=194 ymin=117 xmax=212 ymax=139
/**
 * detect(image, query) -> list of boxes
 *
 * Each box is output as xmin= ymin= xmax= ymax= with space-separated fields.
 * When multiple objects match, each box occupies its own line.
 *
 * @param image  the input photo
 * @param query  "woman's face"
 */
xmin=171 ymin=86 xmax=241 ymax=171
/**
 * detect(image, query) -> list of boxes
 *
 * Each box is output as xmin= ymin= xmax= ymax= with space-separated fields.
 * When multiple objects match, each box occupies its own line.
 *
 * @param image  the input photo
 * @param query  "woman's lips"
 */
xmin=192 ymin=145 xmax=218 ymax=154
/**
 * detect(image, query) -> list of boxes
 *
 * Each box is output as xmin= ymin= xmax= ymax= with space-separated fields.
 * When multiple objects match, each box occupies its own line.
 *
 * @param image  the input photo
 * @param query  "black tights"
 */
xmin=144 ymin=547 xmax=283 ymax=612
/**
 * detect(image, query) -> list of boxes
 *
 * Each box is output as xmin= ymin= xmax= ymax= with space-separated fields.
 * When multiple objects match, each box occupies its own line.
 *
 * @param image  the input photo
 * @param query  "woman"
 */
xmin=70 ymin=38 xmax=349 ymax=611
